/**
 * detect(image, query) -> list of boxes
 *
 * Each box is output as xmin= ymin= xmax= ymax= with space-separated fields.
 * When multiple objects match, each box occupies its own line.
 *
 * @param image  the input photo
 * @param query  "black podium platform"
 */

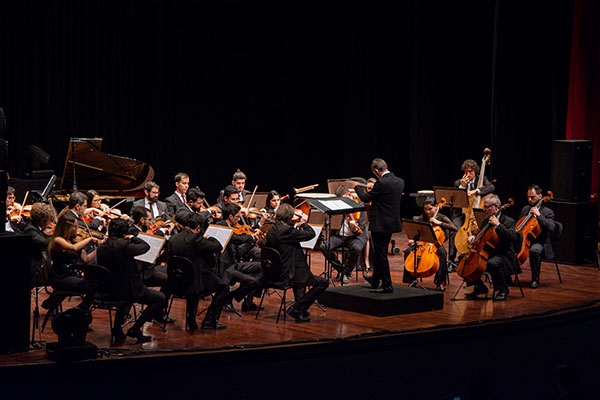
xmin=318 ymin=284 xmax=443 ymax=317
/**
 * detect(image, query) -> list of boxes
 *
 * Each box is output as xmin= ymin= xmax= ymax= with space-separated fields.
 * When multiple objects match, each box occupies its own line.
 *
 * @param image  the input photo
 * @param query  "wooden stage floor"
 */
xmin=2 ymin=234 xmax=600 ymax=368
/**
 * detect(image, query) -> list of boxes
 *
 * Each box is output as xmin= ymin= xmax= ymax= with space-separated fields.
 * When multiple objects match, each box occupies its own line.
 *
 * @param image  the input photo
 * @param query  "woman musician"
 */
xmin=402 ymin=197 xmax=457 ymax=291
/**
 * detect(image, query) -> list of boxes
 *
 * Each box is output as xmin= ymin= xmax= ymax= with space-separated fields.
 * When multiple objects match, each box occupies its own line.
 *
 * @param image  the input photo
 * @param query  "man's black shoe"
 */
xmin=465 ymin=285 xmax=489 ymax=299
xmin=241 ymin=302 xmax=264 ymax=312
xmin=370 ymin=286 xmax=393 ymax=294
xmin=530 ymin=280 xmax=539 ymax=289
xmin=126 ymin=328 xmax=152 ymax=343
xmin=201 ymin=320 xmax=227 ymax=330
xmin=334 ymin=271 xmax=343 ymax=282
xmin=363 ymin=274 xmax=379 ymax=289
xmin=286 ymin=306 xmax=310 ymax=322
xmin=494 ymin=288 xmax=509 ymax=301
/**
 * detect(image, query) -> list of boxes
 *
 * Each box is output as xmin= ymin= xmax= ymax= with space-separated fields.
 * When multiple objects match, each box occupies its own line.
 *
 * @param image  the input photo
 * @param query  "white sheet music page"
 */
xmin=134 ymin=232 xmax=167 ymax=264
xmin=204 ymin=224 xmax=234 ymax=252
xmin=323 ymin=199 xmax=352 ymax=211
xmin=300 ymin=224 xmax=323 ymax=249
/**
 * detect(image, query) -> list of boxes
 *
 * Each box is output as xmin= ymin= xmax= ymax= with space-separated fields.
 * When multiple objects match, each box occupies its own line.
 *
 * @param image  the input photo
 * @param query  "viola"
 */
xmin=456 ymin=198 xmax=514 ymax=282
xmin=404 ymin=198 xmax=447 ymax=278
xmin=455 ymin=148 xmax=492 ymax=255
xmin=516 ymin=191 xmax=553 ymax=264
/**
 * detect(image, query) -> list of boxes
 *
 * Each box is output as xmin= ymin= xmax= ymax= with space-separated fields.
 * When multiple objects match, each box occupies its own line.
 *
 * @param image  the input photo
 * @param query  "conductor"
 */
xmin=354 ymin=158 xmax=404 ymax=293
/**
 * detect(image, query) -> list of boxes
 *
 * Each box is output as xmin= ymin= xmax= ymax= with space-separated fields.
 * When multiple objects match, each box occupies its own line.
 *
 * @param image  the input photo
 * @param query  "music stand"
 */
xmin=402 ymin=219 xmax=438 ymax=289
xmin=307 ymin=197 xmax=368 ymax=286
xmin=433 ymin=186 xmax=469 ymax=210
xmin=473 ymin=208 xmax=487 ymax=228
xmin=243 ymin=192 xmax=268 ymax=209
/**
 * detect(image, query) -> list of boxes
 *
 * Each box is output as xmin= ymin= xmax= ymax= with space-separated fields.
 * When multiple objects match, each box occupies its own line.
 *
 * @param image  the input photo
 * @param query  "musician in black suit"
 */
xmin=128 ymin=206 xmax=172 ymax=322
xmin=216 ymin=169 xmax=251 ymax=206
xmin=319 ymin=186 xmax=368 ymax=284
xmin=266 ymin=204 xmax=328 ymax=322
xmin=518 ymin=185 xmax=555 ymax=288
xmin=168 ymin=212 xmax=230 ymax=330
xmin=96 ymin=219 xmax=166 ymax=343
xmin=132 ymin=181 xmax=169 ymax=219
xmin=175 ymin=187 xmax=212 ymax=226
xmin=165 ymin=172 xmax=190 ymax=216
xmin=448 ymin=159 xmax=495 ymax=264
xmin=465 ymin=195 xmax=522 ymax=301
xmin=354 ymin=158 xmax=404 ymax=293
xmin=22 ymin=202 xmax=56 ymax=286
xmin=61 ymin=191 xmax=103 ymax=232
xmin=215 ymin=202 xmax=264 ymax=312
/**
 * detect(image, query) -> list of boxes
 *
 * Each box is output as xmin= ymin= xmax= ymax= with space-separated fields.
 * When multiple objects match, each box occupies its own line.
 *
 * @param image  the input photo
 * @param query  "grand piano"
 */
xmin=59 ymin=138 xmax=154 ymax=198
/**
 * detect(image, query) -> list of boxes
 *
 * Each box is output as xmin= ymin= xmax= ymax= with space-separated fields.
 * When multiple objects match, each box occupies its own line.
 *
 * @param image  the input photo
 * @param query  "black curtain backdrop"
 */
xmin=0 ymin=0 xmax=573 ymax=217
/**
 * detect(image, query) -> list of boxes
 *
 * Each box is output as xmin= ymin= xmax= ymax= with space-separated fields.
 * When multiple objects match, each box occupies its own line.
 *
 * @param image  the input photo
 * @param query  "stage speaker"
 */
xmin=548 ymin=200 xmax=598 ymax=266
xmin=551 ymin=140 xmax=593 ymax=202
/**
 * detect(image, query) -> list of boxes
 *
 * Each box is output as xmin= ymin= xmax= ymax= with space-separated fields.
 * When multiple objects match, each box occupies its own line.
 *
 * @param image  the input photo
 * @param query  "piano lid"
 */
xmin=59 ymin=138 xmax=154 ymax=197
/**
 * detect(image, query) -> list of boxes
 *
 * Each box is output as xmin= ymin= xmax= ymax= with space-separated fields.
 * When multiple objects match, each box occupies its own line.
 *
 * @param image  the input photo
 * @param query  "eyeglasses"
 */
xmin=483 ymin=204 xmax=497 ymax=209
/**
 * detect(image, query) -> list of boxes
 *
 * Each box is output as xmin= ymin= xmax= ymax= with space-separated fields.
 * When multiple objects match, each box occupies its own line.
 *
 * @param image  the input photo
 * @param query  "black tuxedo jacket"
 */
xmin=168 ymin=228 xmax=224 ymax=294
xmin=96 ymin=236 xmax=151 ymax=299
xmin=132 ymin=198 xmax=168 ymax=218
xmin=355 ymin=172 xmax=404 ymax=233
xmin=165 ymin=192 xmax=185 ymax=216
xmin=451 ymin=175 xmax=495 ymax=220
xmin=518 ymin=204 xmax=555 ymax=258
xmin=22 ymin=223 xmax=50 ymax=285
xmin=265 ymin=221 xmax=315 ymax=287
xmin=214 ymin=220 xmax=254 ymax=282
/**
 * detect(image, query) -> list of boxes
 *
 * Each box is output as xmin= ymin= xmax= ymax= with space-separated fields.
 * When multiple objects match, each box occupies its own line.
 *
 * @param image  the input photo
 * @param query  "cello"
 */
xmin=404 ymin=198 xmax=447 ymax=278
xmin=456 ymin=198 xmax=514 ymax=282
xmin=516 ymin=191 xmax=553 ymax=264
xmin=455 ymin=148 xmax=492 ymax=255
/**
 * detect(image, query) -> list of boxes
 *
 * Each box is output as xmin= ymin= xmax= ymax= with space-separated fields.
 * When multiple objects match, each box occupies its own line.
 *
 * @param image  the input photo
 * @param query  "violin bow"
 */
xmin=17 ymin=191 xmax=30 ymax=218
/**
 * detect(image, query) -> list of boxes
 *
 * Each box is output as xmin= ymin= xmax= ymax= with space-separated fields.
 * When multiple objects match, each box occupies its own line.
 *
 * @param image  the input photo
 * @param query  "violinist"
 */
xmin=44 ymin=214 xmax=97 ymax=312
xmin=319 ymin=186 xmax=367 ymax=284
xmin=165 ymin=172 xmax=190 ymax=215
xmin=84 ymin=190 xmax=108 ymax=230
xmin=22 ymin=202 xmax=56 ymax=286
xmin=266 ymin=203 xmax=329 ymax=322
xmin=132 ymin=181 xmax=168 ymax=219
xmin=216 ymin=169 xmax=251 ymax=205
xmin=402 ymin=198 xmax=457 ymax=291
xmin=365 ymin=177 xmax=376 ymax=192
xmin=464 ymin=195 xmax=521 ymax=301
xmin=518 ymin=185 xmax=555 ymax=289
xmin=175 ymin=187 xmax=211 ymax=228
xmin=96 ymin=218 xmax=166 ymax=343
xmin=448 ymin=159 xmax=496 ymax=266
xmin=62 ymin=191 xmax=102 ymax=232
xmin=5 ymin=186 xmax=26 ymax=232
xmin=263 ymin=190 xmax=281 ymax=215
xmin=168 ymin=212 xmax=229 ymax=330
xmin=215 ymin=202 xmax=264 ymax=312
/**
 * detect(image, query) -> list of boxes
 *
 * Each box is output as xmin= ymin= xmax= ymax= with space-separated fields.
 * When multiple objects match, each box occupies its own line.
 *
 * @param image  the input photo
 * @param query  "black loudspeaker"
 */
xmin=548 ymin=200 xmax=599 ymax=266
xmin=551 ymin=140 xmax=593 ymax=202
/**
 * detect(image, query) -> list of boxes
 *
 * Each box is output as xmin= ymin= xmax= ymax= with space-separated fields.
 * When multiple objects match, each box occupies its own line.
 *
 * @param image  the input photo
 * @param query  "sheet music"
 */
xmin=323 ymin=199 xmax=352 ymax=211
xmin=300 ymin=224 xmax=323 ymax=249
xmin=134 ymin=232 xmax=167 ymax=264
xmin=204 ymin=224 xmax=234 ymax=252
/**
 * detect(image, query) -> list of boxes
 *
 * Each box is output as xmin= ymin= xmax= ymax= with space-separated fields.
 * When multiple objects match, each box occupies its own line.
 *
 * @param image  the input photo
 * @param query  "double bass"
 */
xmin=516 ymin=191 xmax=553 ymax=264
xmin=404 ymin=198 xmax=447 ymax=278
xmin=455 ymin=148 xmax=492 ymax=255
xmin=456 ymin=198 xmax=514 ymax=282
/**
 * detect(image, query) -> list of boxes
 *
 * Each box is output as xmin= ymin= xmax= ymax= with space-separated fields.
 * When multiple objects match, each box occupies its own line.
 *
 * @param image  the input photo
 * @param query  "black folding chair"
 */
xmin=255 ymin=247 xmax=294 ymax=323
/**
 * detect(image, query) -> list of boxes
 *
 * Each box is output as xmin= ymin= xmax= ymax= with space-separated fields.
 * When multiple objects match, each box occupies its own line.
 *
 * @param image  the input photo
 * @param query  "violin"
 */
xmin=455 ymin=148 xmax=492 ymax=255
xmin=74 ymin=225 xmax=105 ymax=242
xmin=345 ymin=195 xmax=363 ymax=234
xmin=404 ymin=198 xmax=447 ymax=278
xmin=456 ymin=198 xmax=514 ymax=282
xmin=516 ymin=191 xmax=553 ymax=264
